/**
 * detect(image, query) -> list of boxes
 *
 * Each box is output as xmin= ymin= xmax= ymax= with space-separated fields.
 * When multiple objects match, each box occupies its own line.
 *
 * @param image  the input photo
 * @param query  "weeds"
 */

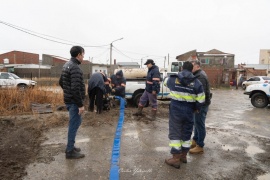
xmin=0 ymin=86 xmax=64 ymax=116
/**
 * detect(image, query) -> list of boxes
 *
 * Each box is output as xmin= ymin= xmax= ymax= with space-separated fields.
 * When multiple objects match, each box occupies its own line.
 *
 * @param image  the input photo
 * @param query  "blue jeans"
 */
xmin=193 ymin=105 xmax=209 ymax=147
xmin=66 ymin=104 xmax=82 ymax=152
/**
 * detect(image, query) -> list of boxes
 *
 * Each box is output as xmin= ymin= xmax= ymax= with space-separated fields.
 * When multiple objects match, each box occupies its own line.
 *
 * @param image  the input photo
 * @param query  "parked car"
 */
xmin=0 ymin=72 xmax=37 ymax=90
xmin=242 ymin=76 xmax=270 ymax=90
xmin=244 ymin=82 xmax=270 ymax=108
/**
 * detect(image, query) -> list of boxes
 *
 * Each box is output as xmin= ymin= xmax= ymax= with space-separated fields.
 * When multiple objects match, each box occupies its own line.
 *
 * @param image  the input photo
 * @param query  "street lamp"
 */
xmin=141 ymin=56 xmax=148 ymax=68
xmin=110 ymin=37 xmax=123 ymax=66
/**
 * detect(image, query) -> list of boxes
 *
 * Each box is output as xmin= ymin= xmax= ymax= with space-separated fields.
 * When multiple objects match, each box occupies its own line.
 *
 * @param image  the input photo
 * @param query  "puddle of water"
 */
xmin=245 ymin=145 xmax=265 ymax=155
xmin=155 ymin=147 xmax=170 ymax=152
xmin=124 ymin=131 xmax=138 ymax=139
xmin=257 ymin=173 xmax=270 ymax=180
xmin=221 ymin=144 xmax=237 ymax=151
xmin=76 ymin=138 xmax=90 ymax=143
xmin=228 ymin=121 xmax=244 ymax=125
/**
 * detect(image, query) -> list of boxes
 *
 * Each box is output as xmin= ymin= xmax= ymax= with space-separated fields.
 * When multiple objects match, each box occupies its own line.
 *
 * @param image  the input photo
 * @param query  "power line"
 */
xmin=0 ymin=20 xmax=109 ymax=47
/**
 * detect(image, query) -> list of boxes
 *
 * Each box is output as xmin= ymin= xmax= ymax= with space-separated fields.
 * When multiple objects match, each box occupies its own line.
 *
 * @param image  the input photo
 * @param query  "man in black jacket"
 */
xmin=133 ymin=59 xmax=160 ymax=120
xmin=189 ymin=60 xmax=211 ymax=154
xmin=59 ymin=46 xmax=85 ymax=159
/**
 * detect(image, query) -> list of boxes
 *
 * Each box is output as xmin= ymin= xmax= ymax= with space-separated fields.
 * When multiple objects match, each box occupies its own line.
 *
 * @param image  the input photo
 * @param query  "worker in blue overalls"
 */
xmin=164 ymin=61 xmax=205 ymax=169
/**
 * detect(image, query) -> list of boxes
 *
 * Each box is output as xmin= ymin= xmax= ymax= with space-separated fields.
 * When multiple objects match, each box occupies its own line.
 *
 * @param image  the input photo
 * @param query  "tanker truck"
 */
xmin=114 ymin=61 xmax=184 ymax=106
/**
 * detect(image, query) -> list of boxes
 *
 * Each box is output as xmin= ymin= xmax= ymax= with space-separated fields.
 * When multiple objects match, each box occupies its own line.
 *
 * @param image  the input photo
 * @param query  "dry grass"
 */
xmin=0 ymin=87 xmax=64 ymax=116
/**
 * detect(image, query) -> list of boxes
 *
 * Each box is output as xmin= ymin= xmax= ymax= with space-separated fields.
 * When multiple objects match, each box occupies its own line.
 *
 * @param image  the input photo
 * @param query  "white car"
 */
xmin=0 ymin=72 xmax=37 ymax=90
xmin=242 ymin=76 xmax=270 ymax=90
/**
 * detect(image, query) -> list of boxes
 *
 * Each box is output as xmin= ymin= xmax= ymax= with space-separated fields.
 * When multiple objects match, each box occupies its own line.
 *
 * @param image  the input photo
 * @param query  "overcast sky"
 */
xmin=1 ymin=0 xmax=269 ymax=67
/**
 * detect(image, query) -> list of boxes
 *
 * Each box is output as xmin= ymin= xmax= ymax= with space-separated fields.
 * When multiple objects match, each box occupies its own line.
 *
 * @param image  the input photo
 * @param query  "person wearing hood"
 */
xmin=111 ymin=70 xmax=126 ymax=98
xmin=133 ymin=59 xmax=160 ymax=120
xmin=164 ymin=61 xmax=205 ymax=169
xmin=88 ymin=72 xmax=107 ymax=114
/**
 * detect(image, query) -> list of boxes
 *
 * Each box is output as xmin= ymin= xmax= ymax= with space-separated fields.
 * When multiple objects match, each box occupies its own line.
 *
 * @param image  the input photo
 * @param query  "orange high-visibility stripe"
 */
xmin=121 ymin=83 xmax=126 ymax=87
xmin=147 ymin=81 xmax=153 ymax=84
xmin=152 ymin=78 xmax=160 ymax=81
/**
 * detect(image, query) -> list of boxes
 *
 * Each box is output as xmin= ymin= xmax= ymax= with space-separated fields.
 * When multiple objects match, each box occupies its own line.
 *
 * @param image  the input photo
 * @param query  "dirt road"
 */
xmin=1 ymin=89 xmax=269 ymax=180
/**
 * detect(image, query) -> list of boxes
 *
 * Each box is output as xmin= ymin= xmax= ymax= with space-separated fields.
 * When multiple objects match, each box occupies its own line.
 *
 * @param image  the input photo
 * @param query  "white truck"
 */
xmin=244 ymin=82 xmax=270 ymax=108
xmin=0 ymin=72 xmax=37 ymax=90
xmin=116 ymin=61 xmax=184 ymax=106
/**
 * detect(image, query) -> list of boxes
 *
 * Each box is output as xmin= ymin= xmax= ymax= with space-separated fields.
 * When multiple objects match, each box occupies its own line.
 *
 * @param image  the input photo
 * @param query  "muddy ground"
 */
xmin=0 ymin=89 xmax=270 ymax=180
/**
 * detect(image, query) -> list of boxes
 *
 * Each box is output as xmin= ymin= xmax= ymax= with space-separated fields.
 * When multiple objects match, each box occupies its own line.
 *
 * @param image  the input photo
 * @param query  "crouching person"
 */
xmin=111 ymin=70 xmax=126 ymax=107
xmin=164 ymin=61 xmax=205 ymax=168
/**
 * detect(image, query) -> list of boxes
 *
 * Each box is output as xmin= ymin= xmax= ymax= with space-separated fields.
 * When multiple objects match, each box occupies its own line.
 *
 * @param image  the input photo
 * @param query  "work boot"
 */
xmin=190 ymin=139 xmax=197 ymax=149
xmin=133 ymin=106 xmax=143 ymax=116
xmin=150 ymin=109 xmax=157 ymax=121
xmin=74 ymin=146 xmax=81 ymax=152
xmin=189 ymin=145 xmax=204 ymax=154
xmin=66 ymin=149 xmax=85 ymax=159
xmin=165 ymin=154 xmax=181 ymax=169
xmin=180 ymin=150 xmax=189 ymax=163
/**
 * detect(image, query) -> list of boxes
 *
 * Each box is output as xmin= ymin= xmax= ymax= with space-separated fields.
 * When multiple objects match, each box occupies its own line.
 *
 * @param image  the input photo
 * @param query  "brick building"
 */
xmin=176 ymin=49 xmax=235 ymax=87
xmin=0 ymin=51 xmax=39 ymax=64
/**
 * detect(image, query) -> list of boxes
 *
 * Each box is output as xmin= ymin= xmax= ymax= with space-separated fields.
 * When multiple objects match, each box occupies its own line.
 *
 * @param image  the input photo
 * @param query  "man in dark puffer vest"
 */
xmin=59 ymin=46 xmax=86 ymax=159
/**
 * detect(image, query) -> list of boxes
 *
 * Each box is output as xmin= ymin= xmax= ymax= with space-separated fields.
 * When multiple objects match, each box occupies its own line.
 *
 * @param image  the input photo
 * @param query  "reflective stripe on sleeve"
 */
xmin=169 ymin=91 xmax=196 ymax=102
xmin=152 ymin=78 xmax=160 ymax=81
xmin=121 ymin=83 xmax=126 ymax=87
xmin=147 ymin=81 xmax=153 ymax=84
xmin=195 ymin=92 xmax=205 ymax=103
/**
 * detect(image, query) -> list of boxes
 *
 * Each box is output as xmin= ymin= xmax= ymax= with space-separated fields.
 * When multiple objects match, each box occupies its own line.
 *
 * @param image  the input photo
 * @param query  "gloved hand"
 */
xmin=112 ymin=89 xmax=116 ymax=93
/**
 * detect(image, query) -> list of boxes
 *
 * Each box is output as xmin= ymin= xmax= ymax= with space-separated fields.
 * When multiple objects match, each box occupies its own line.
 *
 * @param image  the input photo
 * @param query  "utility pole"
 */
xmin=141 ymin=56 xmax=148 ymax=68
xmin=109 ymin=38 xmax=123 ymax=76
xmin=168 ymin=53 xmax=170 ymax=66
xmin=164 ymin=56 xmax=166 ymax=68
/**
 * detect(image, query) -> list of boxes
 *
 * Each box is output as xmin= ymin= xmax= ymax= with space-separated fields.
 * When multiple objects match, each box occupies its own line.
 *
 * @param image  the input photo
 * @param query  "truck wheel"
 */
xmin=133 ymin=93 xmax=149 ymax=107
xmin=251 ymin=93 xmax=269 ymax=108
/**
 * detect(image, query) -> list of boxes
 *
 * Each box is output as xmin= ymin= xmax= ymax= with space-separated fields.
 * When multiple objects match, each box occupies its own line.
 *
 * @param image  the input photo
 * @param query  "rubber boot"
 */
xmin=165 ymin=154 xmax=181 ymax=169
xmin=189 ymin=145 xmax=204 ymax=154
xmin=150 ymin=109 xmax=157 ymax=121
xmin=180 ymin=150 xmax=189 ymax=163
xmin=133 ymin=106 xmax=143 ymax=116
xmin=190 ymin=139 xmax=197 ymax=149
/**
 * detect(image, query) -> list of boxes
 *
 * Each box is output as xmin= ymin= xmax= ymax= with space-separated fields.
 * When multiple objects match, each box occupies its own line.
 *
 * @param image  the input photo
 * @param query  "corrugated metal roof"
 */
xmin=117 ymin=62 xmax=140 ymax=65
xmin=243 ymin=64 xmax=269 ymax=70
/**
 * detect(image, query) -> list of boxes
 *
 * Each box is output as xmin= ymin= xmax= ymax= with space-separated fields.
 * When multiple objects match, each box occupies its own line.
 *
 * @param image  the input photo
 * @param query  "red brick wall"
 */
xmin=0 ymin=51 xmax=39 ymax=64
xmin=203 ymin=67 xmax=224 ymax=87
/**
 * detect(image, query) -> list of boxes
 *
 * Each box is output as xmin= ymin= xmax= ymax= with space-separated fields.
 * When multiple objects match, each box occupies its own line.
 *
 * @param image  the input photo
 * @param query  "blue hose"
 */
xmin=109 ymin=96 xmax=125 ymax=180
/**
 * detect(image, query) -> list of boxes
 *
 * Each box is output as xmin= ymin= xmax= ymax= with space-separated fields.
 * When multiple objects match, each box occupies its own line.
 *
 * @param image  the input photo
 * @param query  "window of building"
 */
xmin=200 ymin=58 xmax=209 ymax=64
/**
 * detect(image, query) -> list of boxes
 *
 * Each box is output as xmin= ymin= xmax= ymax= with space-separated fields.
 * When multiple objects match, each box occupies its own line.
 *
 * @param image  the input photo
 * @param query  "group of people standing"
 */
xmin=59 ymin=46 xmax=211 ymax=165
xmin=164 ymin=60 xmax=211 ymax=169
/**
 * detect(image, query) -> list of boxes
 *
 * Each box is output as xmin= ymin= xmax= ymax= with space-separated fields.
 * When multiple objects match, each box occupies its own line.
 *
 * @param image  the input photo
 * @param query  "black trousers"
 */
xmin=89 ymin=87 xmax=104 ymax=114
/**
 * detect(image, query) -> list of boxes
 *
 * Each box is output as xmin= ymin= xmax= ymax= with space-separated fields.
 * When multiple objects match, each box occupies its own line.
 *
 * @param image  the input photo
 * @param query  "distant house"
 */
xmin=116 ymin=62 xmax=140 ymax=69
xmin=176 ymin=49 xmax=235 ymax=87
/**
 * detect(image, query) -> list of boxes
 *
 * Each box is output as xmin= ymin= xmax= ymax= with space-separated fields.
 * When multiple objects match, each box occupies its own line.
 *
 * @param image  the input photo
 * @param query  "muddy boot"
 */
xmin=190 ymin=139 xmax=197 ymax=149
xmin=189 ymin=145 xmax=204 ymax=154
xmin=133 ymin=106 xmax=143 ymax=116
xmin=180 ymin=150 xmax=188 ymax=163
xmin=150 ymin=109 xmax=157 ymax=121
xmin=165 ymin=154 xmax=181 ymax=169
xmin=66 ymin=149 xmax=85 ymax=159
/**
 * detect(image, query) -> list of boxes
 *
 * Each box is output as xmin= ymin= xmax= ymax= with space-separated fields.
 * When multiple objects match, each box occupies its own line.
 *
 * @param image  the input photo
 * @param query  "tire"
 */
xmin=251 ymin=93 xmax=269 ymax=108
xmin=242 ymin=84 xmax=246 ymax=90
xmin=18 ymin=84 xmax=27 ymax=91
xmin=133 ymin=92 xmax=149 ymax=107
